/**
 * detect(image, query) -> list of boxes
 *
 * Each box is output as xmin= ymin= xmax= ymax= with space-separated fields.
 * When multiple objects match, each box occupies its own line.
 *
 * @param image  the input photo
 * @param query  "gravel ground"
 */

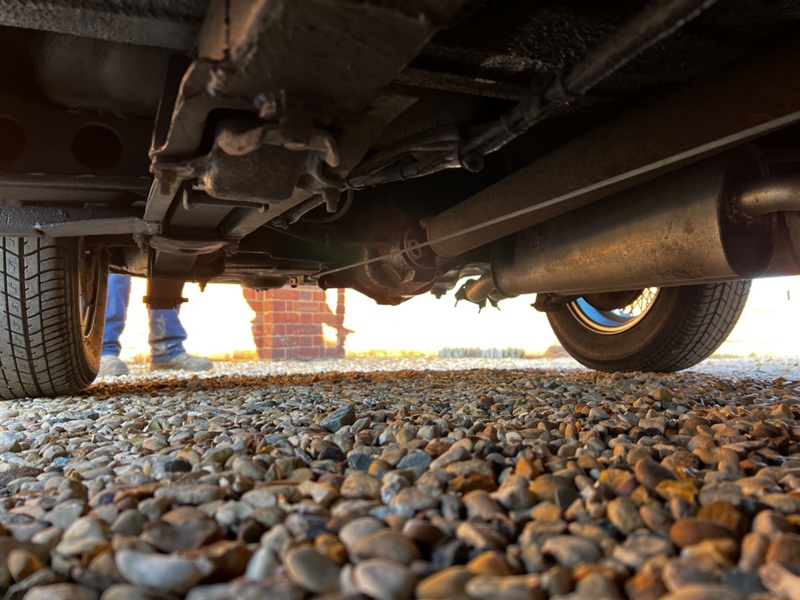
xmin=0 ymin=358 xmax=798 ymax=600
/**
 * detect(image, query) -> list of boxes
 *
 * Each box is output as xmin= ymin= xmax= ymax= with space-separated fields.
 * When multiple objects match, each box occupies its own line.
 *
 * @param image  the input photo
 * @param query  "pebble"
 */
xmin=635 ymin=457 xmax=678 ymax=489
xmin=612 ymin=532 xmax=674 ymax=569
xmin=607 ymin=497 xmax=645 ymax=534
xmin=353 ymin=559 xmax=416 ymax=600
xmin=22 ymin=583 xmax=99 ymax=600
xmin=765 ymin=532 xmax=800 ymax=567
xmin=320 ymin=405 xmax=357 ymax=432
xmin=7 ymin=548 xmax=43 ymax=581
xmin=153 ymin=485 xmax=223 ymax=506
xmin=661 ymin=583 xmax=745 ymax=600
xmin=339 ymin=516 xmax=385 ymax=550
xmin=661 ymin=558 xmax=718 ymax=591
xmin=340 ymin=471 xmax=381 ymax=499
xmin=99 ymin=585 xmax=171 ymax=600
xmin=0 ymin=359 xmax=794 ymax=600
xmin=463 ymin=490 xmax=502 ymax=520
xmin=416 ymin=565 xmax=475 ymax=598
xmin=55 ymin=517 xmax=110 ymax=556
xmin=669 ymin=517 xmax=737 ymax=548
xmin=542 ymin=535 xmax=601 ymax=568
xmin=114 ymin=550 xmax=208 ymax=594
xmin=142 ymin=507 xmax=221 ymax=553
xmin=467 ymin=551 xmax=512 ymax=576
xmin=466 ymin=573 xmax=543 ymax=600
xmin=391 ymin=486 xmax=439 ymax=511
xmin=283 ymin=546 xmax=341 ymax=594
xmin=759 ymin=561 xmax=800 ymax=600
xmin=352 ymin=529 xmax=420 ymax=565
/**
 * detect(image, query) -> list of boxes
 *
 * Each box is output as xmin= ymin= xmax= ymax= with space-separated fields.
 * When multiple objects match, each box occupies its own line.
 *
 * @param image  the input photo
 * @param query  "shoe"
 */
xmin=98 ymin=355 xmax=129 ymax=377
xmin=151 ymin=352 xmax=213 ymax=372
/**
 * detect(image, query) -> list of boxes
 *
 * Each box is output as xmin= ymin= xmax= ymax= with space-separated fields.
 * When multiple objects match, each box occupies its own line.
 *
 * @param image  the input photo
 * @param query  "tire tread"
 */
xmin=0 ymin=237 xmax=94 ymax=399
xmin=627 ymin=281 xmax=751 ymax=372
xmin=548 ymin=281 xmax=751 ymax=372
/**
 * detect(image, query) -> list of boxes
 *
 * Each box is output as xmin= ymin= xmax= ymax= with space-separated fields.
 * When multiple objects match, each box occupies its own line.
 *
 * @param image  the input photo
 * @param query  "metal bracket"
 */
xmin=532 ymin=293 xmax=575 ymax=313
xmin=143 ymin=278 xmax=187 ymax=310
xmin=0 ymin=205 xmax=148 ymax=237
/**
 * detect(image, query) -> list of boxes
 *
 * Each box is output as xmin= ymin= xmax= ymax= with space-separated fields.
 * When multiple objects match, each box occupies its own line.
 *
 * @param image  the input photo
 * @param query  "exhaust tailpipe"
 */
xmin=492 ymin=150 xmax=799 ymax=297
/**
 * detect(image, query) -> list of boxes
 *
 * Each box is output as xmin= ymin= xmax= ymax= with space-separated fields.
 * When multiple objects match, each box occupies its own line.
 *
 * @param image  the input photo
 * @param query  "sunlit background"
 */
xmin=117 ymin=276 xmax=800 ymax=363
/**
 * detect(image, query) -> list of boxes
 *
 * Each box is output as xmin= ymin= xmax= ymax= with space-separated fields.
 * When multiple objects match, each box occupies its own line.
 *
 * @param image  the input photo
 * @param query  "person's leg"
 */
xmin=148 ymin=308 xmax=188 ymax=363
xmin=149 ymin=307 xmax=213 ymax=371
xmin=99 ymin=274 xmax=132 ymax=377
xmin=102 ymin=274 xmax=131 ymax=357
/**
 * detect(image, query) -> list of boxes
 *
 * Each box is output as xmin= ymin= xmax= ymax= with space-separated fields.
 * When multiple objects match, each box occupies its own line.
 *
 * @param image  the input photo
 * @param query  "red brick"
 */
xmin=274 ymin=288 xmax=300 ymax=300
xmin=247 ymin=286 xmax=348 ymax=360
xmin=294 ymin=324 xmax=318 ymax=335
xmin=272 ymin=312 xmax=292 ymax=324
xmin=244 ymin=299 xmax=263 ymax=312
xmin=251 ymin=324 xmax=273 ymax=336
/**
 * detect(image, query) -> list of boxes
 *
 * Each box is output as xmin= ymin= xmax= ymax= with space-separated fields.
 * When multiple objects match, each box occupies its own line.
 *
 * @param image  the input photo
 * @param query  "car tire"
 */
xmin=0 ymin=237 xmax=108 ymax=400
xmin=546 ymin=281 xmax=751 ymax=372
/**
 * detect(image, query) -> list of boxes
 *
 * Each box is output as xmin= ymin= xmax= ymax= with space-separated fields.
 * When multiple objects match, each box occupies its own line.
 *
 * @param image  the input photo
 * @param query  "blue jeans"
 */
xmin=102 ymin=274 xmax=187 ymax=363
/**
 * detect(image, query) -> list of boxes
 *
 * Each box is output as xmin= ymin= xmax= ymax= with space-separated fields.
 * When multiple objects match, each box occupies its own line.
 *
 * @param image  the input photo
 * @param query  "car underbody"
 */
xmin=1 ymin=0 xmax=800 ymax=398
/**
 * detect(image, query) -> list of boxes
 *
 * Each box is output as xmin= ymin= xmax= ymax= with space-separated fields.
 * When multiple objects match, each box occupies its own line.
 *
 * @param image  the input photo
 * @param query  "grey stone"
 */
xmin=320 ymin=406 xmax=357 ymax=432
xmin=542 ymin=535 xmax=600 ymax=569
xmin=353 ymin=559 xmax=416 ymax=600
xmin=115 ymin=550 xmax=209 ymax=594
xmin=284 ymin=546 xmax=340 ymax=594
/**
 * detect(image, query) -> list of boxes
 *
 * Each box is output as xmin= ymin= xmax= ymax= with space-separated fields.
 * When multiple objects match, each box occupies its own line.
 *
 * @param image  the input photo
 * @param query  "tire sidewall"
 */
xmin=71 ymin=239 xmax=109 ymax=380
xmin=547 ymin=286 xmax=689 ymax=369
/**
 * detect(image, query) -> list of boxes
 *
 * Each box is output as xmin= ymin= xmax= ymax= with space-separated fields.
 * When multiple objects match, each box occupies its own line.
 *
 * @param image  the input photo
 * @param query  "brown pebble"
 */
xmin=416 ymin=566 xmax=475 ymax=599
xmin=656 ymin=480 xmax=698 ymax=505
xmin=466 ymin=551 xmax=512 ymax=576
xmin=661 ymin=583 xmax=745 ymax=600
xmin=669 ymin=518 xmax=738 ymax=548
xmin=7 ymin=548 xmax=43 ymax=582
xmin=634 ymin=458 xmax=677 ymax=489
xmin=765 ymin=532 xmax=800 ymax=568
xmin=696 ymin=502 xmax=748 ymax=536
xmin=759 ymin=561 xmax=800 ymax=600
xmin=680 ymin=538 xmax=739 ymax=567
xmin=738 ymin=532 xmax=769 ymax=571
xmin=626 ymin=572 xmax=667 ymax=600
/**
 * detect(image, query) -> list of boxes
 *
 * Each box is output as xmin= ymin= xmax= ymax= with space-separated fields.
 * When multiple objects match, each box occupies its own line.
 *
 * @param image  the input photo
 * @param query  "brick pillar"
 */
xmin=243 ymin=286 xmax=348 ymax=359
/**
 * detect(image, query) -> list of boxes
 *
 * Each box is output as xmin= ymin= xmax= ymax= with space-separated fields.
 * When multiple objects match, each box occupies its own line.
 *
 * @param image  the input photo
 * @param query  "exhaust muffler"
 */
xmin=492 ymin=149 xmax=799 ymax=297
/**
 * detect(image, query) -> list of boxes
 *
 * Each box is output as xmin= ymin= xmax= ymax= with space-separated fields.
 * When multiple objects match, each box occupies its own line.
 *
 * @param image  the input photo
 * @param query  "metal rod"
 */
xmin=736 ymin=174 xmax=800 ymax=218
xmin=0 ymin=173 xmax=151 ymax=192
